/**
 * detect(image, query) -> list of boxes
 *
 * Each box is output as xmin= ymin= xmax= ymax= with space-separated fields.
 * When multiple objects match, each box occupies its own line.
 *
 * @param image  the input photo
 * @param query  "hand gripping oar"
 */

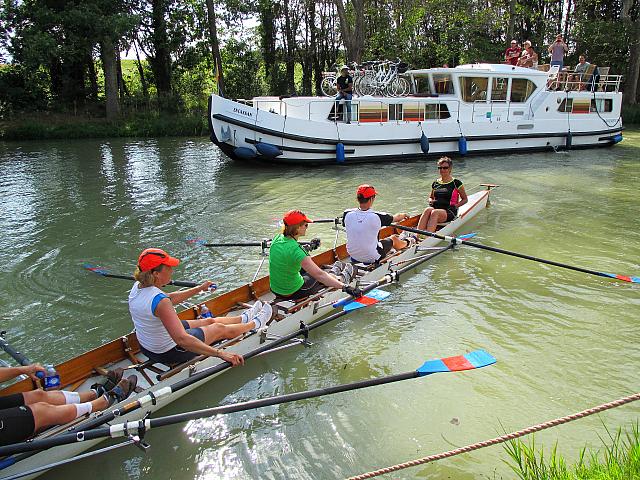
xmin=0 ymin=332 xmax=44 ymax=379
xmin=0 ymin=351 xmax=496 ymax=457
xmin=187 ymin=238 xmax=322 ymax=251
xmin=391 ymin=224 xmax=640 ymax=284
xmin=82 ymin=264 xmax=213 ymax=289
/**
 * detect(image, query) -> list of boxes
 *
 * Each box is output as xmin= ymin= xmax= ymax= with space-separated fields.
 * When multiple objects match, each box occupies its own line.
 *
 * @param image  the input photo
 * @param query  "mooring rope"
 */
xmin=347 ymin=392 xmax=640 ymax=480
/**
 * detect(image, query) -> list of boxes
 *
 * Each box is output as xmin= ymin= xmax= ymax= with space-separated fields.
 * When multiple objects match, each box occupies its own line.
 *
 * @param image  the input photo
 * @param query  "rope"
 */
xmin=347 ymin=392 xmax=640 ymax=480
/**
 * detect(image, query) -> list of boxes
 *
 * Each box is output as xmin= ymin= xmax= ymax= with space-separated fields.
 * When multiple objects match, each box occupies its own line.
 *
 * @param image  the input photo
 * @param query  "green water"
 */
xmin=0 ymin=132 xmax=638 ymax=479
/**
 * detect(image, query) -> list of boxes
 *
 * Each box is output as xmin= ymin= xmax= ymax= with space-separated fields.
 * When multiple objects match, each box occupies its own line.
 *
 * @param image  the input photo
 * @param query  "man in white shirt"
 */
xmin=343 ymin=184 xmax=415 ymax=264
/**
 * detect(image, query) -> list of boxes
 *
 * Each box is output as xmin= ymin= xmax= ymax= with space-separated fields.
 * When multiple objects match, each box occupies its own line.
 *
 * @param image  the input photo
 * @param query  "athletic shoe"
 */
xmin=252 ymin=303 xmax=273 ymax=330
xmin=241 ymin=300 xmax=263 ymax=323
xmin=404 ymin=235 xmax=417 ymax=247
xmin=106 ymin=375 xmax=138 ymax=406
xmin=90 ymin=367 xmax=124 ymax=397
xmin=340 ymin=263 xmax=355 ymax=284
xmin=329 ymin=261 xmax=345 ymax=276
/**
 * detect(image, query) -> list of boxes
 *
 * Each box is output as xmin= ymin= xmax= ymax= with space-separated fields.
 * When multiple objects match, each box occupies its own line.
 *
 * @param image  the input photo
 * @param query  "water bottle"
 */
xmin=199 ymin=304 xmax=213 ymax=319
xmin=43 ymin=364 xmax=60 ymax=390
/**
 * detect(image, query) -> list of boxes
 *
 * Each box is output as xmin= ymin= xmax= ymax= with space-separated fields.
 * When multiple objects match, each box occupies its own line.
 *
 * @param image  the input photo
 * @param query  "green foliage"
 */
xmin=504 ymin=422 xmax=640 ymax=480
xmin=220 ymin=38 xmax=267 ymax=99
xmin=622 ymin=104 xmax=640 ymax=125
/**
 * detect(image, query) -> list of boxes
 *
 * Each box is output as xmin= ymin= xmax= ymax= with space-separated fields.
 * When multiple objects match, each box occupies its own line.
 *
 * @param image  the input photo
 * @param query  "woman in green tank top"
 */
xmin=269 ymin=210 xmax=361 ymax=300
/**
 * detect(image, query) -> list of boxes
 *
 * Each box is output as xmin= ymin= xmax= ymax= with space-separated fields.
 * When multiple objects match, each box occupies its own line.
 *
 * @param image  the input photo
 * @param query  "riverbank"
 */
xmin=505 ymin=423 xmax=640 ymax=479
xmin=1 ymin=104 xmax=639 ymax=141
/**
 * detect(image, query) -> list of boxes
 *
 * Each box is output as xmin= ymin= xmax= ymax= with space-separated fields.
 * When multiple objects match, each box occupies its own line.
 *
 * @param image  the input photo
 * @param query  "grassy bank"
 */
xmin=504 ymin=422 xmax=640 ymax=479
xmin=2 ymin=104 xmax=639 ymax=142
xmin=0 ymin=111 xmax=209 ymax=141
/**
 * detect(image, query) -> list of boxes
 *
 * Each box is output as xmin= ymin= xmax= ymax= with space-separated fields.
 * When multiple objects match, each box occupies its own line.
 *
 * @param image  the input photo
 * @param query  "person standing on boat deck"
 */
xmin=343 ymin=184 xmax=414 ymax=265
xmin=269 ymin=210 xmax=361 ymax=300
xmin=0 ymin=364 xmax=137 ymax=446
xmin=129 ymin=248 xmax=272 ymax=367
xmin=504 ymin=40 xmax=521 ymax=66
xmin=548 ymin=34 xmax=568 ymax=69
xmin=517 ymin=41 xmax=538 ymax=68
xmin=335 ymin=65 xmax=353 ymax=124
xmin=417 ymin=157 xmax=468 ymax=233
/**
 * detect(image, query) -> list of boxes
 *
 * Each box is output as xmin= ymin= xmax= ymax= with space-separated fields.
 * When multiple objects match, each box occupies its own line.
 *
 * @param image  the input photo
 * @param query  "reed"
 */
xmin=503 ymin=422 xmax=640 ymax=480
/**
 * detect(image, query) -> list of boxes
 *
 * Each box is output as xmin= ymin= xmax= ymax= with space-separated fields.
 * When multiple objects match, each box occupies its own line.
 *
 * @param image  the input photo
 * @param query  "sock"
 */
xmin=62 ymin=391 xmax=81 ymax=404
xmin=241 ymin=312 xmax=249 ymax=323
xmin=74 ymin=402 xmax=93 ymax=418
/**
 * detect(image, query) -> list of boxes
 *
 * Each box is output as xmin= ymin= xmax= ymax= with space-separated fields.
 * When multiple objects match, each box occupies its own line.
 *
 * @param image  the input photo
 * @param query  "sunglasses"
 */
xmin=437 ymin=165 xmax=450 ymax=170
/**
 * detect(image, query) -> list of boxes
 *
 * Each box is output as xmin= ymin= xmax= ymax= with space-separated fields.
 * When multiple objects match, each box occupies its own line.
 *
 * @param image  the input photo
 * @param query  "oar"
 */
xmin=187 ymin=238 xmax=322 ymax=250
xmin=391 ymin=224 xmax=640 ymax=284
xmin=0 ymin=333 xmax=44 ymax=379
xmin=0 ymin=350 xmax=496 ymax=457
xmin=83 ymin=264 xmax=209 ymax=289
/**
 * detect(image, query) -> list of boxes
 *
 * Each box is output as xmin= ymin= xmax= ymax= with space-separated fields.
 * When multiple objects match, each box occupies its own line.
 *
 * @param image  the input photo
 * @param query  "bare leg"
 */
xmin=29 ymin=395 xmax=109 ymax=433
xmin=426 ymin=209 xmax=449 ymax=232
xmin=186 ymin=316 xmax=243 ymax=328
xmin=22 ymin=389 xmax=97 ymax=406
xmin=390 ymin=234 xmax=410 ymax=250
xmin=200 ymin=322 xmax=256 ymax=344
xmin=417 ymin=206 xmax=435 ymax=231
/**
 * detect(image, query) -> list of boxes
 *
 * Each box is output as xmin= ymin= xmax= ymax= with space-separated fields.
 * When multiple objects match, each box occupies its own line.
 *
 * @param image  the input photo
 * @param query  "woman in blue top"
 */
xmin=417 ymin=157 xmax=468 ymax=232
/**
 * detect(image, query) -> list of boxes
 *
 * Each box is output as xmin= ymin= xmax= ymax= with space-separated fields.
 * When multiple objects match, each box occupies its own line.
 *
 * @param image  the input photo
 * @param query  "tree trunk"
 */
xmin=258 ymin=0 xmax=279 ymax=94
xmin=333 ymin=0 xmax=364 ymax=62
xmin=283 ymin=0 xmax=296 ymax=93
xmin=101 ymin=37 xmax=120 ymax=120
xmin=87 ymin=54 xmax=99 ymax=100
xmin=117 ymin=53 xmax=129 ymax=98
xmin=507 ymin=0 xmax=516 ymax=42
xmin=134 ymin=40 xmax=149 ymax=100
xmin=205 ymin=0 xmax=225 ymax=96
xmin=149 ymin=0 xmax=172 ymax=98
xmin=622 ymin=0 xmax=639 ymax=104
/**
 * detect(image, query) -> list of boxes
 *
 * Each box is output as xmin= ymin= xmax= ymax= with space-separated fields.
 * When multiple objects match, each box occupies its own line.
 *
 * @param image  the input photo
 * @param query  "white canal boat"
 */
xmin=208 ymin=64 xmax=623 ymax=165
xmin=0 ymin=188 xmax=494 ymax=479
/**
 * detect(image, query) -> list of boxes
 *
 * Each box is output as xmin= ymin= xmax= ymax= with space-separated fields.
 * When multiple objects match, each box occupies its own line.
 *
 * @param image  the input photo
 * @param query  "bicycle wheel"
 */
xmin=359 ymin=77 xmax=375 ymax=96
xmin=321 ymin=77 xmax=337 ymax=97
xmin=395 ymin=77 xmax=410 ymax=96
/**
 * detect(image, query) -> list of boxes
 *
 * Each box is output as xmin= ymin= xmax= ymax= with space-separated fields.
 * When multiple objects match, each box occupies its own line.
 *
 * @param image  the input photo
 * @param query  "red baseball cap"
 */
xmin=282 ymin=210 xmax=313 ymax=226
xmin=356 ymin=184 xmax=378 ymax=199
xmin=138 ymin=248 xmax=180 ymax=272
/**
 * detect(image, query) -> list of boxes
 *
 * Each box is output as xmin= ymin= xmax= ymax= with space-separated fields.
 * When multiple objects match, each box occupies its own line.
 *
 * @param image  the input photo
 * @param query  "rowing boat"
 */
xmin=0 ymin=186 xmax=494 ymax=479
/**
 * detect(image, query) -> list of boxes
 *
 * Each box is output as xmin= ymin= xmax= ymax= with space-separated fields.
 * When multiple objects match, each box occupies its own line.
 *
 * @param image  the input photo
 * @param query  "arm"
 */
xmin=455 ymin=185 xmax=468 ymax=208
xmin=0 ymin=364 xmax=45 ymax=382
xmin=392 ymin=212 xmax=410 ymax=222
xmin=428 ymin=189 xmax=436 ymax=205
xmin=166 ymin=281 xmax=213 ymax=305
xmin=155 ymin=299 xmax=243 ymax=366
xmin=301 ymin=257 xmax=344 ymax=289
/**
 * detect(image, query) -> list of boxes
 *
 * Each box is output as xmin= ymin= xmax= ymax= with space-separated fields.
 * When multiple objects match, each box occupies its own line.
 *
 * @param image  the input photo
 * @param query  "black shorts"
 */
xmin=445 ymin=209 xmax=457 ymax=222
xmin=275 ymin=274 xmax=324 ymax=301
xmin=376 ymin=238 xmax=394 ymax=259
xmin=140 ymin=320 xmax=205 ymax=365
xmin=0 ymin=404 xmax=35 ymax=446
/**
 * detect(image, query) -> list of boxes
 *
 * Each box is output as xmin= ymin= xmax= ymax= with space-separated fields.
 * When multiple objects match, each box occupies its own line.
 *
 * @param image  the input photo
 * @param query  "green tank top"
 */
xmin=269 ymin=234 xmax=309 ymax=295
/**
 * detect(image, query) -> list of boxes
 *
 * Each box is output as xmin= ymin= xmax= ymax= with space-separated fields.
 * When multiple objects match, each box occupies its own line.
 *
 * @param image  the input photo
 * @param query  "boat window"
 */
xmin=425 ymin=104 xmax=451 ymax=120
xmin=491 ymin=77 xmax=508 ymax=101
xmin=558 ymin=98 xmax=572 ymax=112
xmin=510 ymin=78 xmax=537 ymax=102
xmin=433 ymin=74 xmax=454 ymax=94
xmin=413 ymin=75 xmax=432 ymax=95
xmin=591 ymin=98 xmax=613 ymax=112
xmin=389 ymin=104 xmax=403 ymax=121
xmin=459 ymin=76 xmax=489 ymax=102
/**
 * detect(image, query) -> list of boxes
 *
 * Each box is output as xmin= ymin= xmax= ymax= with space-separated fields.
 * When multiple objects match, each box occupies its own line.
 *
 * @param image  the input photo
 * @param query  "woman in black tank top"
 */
xmin=417 ymin=157 xmax=468 ymax=232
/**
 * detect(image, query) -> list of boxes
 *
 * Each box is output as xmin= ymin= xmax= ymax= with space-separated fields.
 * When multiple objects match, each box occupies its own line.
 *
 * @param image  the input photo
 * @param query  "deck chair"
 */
xmin=578 ymin=64 xmax=597 ymax=91
xmin=546 ymin=64 xmax=561 ymax=89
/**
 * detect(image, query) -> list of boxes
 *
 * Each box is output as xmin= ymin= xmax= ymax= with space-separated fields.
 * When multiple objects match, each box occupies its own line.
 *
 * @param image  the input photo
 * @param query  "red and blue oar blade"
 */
xmin=417 ymin=350 xmax=496 ymax=376
xmin=600 ymin=272 xmax=640 ymax=284
xmin=83 ymin=263 xmax=108 ymax=276
xmin=333 ymin=288 xmax=391 ymax=311
xmin=185 ymin=237 xmax=206 ymax=246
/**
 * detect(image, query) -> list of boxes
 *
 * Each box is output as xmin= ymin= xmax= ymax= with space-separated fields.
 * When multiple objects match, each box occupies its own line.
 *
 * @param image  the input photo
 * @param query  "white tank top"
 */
xmin=128 ymin=282 xmax=176 ymax=353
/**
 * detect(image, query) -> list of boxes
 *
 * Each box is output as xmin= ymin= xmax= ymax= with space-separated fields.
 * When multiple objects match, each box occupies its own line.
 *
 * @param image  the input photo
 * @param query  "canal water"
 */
xmin=0 ymin=132 xmax=638 ymax=479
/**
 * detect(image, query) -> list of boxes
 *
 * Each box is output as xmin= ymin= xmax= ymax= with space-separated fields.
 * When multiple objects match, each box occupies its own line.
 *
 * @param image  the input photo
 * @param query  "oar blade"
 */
xmin=456 ymin=233 xmax=477 ymax=240
xmin=83 ymin=263 xmax=108 ymax=276
xmin=417 ymin=350 xmax=496 ymax=376
xmin=185 ymin=237 xmax=206 ymax=246
xmin=334 ymin=288 xmax=391 ymax=311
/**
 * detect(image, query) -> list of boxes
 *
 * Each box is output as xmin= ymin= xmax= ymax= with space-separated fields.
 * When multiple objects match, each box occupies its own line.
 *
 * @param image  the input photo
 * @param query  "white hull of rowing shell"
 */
xmin=209 ymin=64 xmax=623 ymax=165
xmin=4 ymin=190 xmax=490 ymax=479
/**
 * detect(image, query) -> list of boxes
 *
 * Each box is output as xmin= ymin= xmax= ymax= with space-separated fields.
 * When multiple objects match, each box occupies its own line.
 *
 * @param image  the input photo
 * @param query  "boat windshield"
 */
xmin=433 ymin=73 xmax=455 ymax=94
xmin=413 ymin=75 xmax=432 ymax=95
xmin=459 ymin=76 xmax=489 ymax=102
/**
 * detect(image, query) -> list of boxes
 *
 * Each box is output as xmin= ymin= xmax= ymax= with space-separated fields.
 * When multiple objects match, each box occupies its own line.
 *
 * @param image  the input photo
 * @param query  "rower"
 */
xmin=128 ymin=248 xmax=272 ymax=367
xmin=0 ymin=364 xmax=136 ymax=446
xmin=269 ymin=210 xmax=361 ymax=301
xmin=416 ymin=156 xmax=468 ymax=232
xmin=343 ymin=184 xmax=415 ymax=266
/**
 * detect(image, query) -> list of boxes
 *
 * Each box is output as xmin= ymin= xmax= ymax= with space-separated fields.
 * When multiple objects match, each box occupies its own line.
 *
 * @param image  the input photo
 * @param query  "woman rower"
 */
xmin=269 ymin=210 xmax=361 ymax=300
xmin=129 ymin=248 xmax=272 ymax=367
xmin=417 ymin=157 xmax=468 ymax=232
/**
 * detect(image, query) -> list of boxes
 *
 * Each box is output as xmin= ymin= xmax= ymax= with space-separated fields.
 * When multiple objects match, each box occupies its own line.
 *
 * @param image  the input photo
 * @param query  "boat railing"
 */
xmin=545 ymin=73 xmax=623 ymax=93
